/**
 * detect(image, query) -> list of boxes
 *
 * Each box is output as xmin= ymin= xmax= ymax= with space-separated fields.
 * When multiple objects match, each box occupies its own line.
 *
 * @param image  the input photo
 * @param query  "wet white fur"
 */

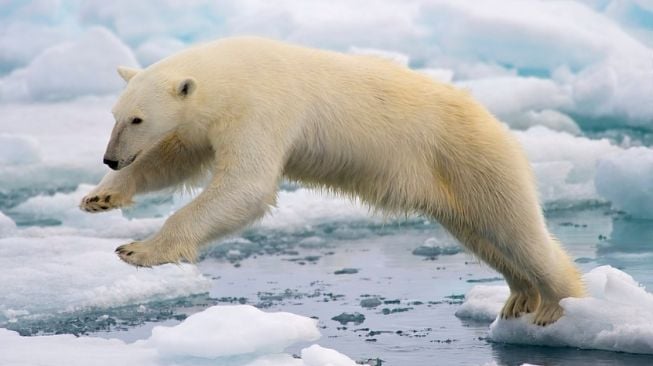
xmin=81 ymin=37 xmax=584 ymax=325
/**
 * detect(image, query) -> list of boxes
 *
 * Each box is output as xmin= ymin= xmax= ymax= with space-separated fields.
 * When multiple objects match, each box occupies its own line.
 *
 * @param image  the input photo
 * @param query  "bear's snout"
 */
xmin=103 ymin=158 xmax=119 ymax=170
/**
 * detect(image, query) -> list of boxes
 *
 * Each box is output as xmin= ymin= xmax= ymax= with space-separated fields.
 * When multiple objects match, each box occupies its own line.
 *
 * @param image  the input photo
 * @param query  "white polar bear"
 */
xmin=80 ymin=37 xmax=584 ymax=325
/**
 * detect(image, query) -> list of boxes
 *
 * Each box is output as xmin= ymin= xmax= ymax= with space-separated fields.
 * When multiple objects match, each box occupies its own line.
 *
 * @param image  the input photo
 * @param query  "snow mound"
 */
xmin=0 ymin=27 xmax=138 ymax=101
xmin=596 ymin=147 xmax=653 ymax=219
xmin=456 ymin=266 xmax=653 ymax=354
xmin=0 ymin=305 xmax=356 ymax=366
xmin=147 ymin=305 xmax=320 ymax=358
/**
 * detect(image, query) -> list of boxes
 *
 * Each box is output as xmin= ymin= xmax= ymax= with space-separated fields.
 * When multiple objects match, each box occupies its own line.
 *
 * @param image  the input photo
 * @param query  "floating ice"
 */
xmin=146 ymin=305 xmax=320 ymax=358
xmin=596 ymin=147 xmax=653 ymax=219
xmin=0 ymin=211 xmax=17 ymax=238
xmin=457 ymin=76 xmax=572 ymax=131
xmin=2 ymin=1 xmax=652 ymax=126
xmin=0 ymin=98 xmax=114 ymax=193
xmin=9 ymin=184 xmax=166 ymax=237
xmin=455 ymin=285 xmax=510 ymax=323
xmin=301 ymin=345 xmax=357 ymax=366
xmin=0 ymin=134 xmax=41 ymax=165
xmin=135 ymin=37 xmax=187 ymax=66
xmin=456 ymin=266 xmax=653 ymax=354
xmin=515 ymin=126 xmax=621 ymax=207
xmin=0 ymin=305 xmax=356 ymax=366
xmin=0 ymin=223 xmax=209 ymax=324
xmin=260 ymin=188 xmax=372 ymax=229
xmin=0 ymin=27 xmax=138 ymax=101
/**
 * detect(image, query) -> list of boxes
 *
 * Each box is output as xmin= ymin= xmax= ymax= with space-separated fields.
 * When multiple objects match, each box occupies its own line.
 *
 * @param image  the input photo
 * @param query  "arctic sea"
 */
xmin=2 ymin=1 xmax=653 ymax=365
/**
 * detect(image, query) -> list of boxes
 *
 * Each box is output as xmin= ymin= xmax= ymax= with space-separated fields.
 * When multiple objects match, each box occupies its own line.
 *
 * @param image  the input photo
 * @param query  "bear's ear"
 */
xmin=176 ymin=77 xmax=196 ymax=98
xmin=117 ymin=66 xmax=141 ymax=82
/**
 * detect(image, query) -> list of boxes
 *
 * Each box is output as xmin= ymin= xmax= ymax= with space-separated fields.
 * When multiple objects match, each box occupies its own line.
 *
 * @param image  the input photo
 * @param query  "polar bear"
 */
xmin=80 ymin=37 xmax=584 ymax=325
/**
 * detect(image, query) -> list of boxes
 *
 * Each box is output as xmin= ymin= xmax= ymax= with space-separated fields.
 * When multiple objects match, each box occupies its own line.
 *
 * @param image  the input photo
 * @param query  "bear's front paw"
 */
xmin=116 ymin=239 xmax=197 ymax=268
xmin=80 ymin=191 xmax=131 ymax=213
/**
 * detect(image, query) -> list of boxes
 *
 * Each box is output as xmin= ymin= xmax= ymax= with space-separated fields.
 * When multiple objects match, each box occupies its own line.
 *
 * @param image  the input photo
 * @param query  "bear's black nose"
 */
xmin=103 ymin=159 xmax=119 ymax=170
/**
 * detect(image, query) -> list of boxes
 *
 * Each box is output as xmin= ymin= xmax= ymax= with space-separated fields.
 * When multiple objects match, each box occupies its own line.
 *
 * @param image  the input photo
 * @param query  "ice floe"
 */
xmin=457 ymin=266 xmax=653 ymax=354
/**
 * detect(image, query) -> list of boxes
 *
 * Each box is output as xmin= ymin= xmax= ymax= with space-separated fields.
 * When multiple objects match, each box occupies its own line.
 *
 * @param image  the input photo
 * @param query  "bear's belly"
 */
xmin=283 ymin=146 xmax=440 ymax=214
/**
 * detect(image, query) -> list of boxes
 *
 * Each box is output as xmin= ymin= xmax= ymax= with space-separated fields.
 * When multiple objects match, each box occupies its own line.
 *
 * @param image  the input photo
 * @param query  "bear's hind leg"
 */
xmin=460 ymin=234 xmax=541 ymax=319
xmin=529 ymin=241 xmax=585 ymax=325
xmin=439 ymin=215 xmax=582 ymax=324
xmin=486 ymin=230 xmax=584 ymax=325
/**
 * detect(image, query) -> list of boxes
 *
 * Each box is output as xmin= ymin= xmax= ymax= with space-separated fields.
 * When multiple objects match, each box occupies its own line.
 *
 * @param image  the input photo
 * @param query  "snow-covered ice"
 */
xmin=456 ymin=266 xmax=653 ymax=354
xmin=0 ymin=305 xmax=356 ymax=366
xmin=0 ymin=231 xmax=210 ymax=324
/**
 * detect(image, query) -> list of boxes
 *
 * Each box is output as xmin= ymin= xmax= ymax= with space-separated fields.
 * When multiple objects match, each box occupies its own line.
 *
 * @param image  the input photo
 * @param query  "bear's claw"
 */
xmin=116 ymin=240 xmax=197 ymax=268
xmin=115 ymin=242 xmax=161 ymax=268
xmin=80 ymin=191 xmax=129 ymax=213
xmin=533 ymin=302 xmax=564 ymax=326
xmin=500 ymin=290 xmax=540 ymax=320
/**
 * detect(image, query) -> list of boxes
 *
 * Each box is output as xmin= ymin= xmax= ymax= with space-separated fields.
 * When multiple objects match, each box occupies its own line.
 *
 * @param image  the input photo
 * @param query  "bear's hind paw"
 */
xmin=532 ymin=301 xmax=564 ymax=326
xmin=500 ymin=290 xmax=540 ymax=319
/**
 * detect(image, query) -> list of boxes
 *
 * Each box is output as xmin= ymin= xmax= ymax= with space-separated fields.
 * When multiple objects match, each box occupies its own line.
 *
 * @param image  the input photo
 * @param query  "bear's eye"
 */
xmin=131 ymin=117 xmax=143 ymax=125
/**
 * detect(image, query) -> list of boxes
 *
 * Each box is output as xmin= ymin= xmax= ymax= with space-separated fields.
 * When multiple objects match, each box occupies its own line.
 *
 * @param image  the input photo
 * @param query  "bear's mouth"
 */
xmin=120 ymin=151 xmax=141 ymax=169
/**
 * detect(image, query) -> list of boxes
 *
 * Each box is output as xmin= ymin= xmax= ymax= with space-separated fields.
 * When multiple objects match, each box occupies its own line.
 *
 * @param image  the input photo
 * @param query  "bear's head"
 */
xmin=103 ymin=66 xmax=197 ymax=170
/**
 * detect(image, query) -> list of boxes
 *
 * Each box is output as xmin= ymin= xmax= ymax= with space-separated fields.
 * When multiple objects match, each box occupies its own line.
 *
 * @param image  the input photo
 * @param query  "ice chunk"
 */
xmin=457 ymin=266 xmax=653 ymax=354
xmin=514 ymin=126 xmax=621 ymax=206
xmin=509 ymin=110 xmax=581 ymax=135
xmin=458 ymin=76 xmax=571 ymax=128
xmin=9 ymin=185 xmax=166 ymax=238
xmin=0 ymin=27 xmax=138 ymax=101
xmin=0 ymin=328 xmax=158 ymax=366
xmin=0 ymin=211 xmax=17 ymax=238
xmin=0 ymin=232 xmax=209 ymax=323
xmin=301 ymin=345 xmax=357 ymax=366
xmin=260 ymin=188 xmax=372 ymax=229
xmin=147 ymin=305 xmax=320 ymax=358
xmin=3 ymin=0 xmax=653 ymax=126
xmin=0 ymin=305 xmax=355 ymax=366
xmin=0 ymin=134 xmax=41 ymax=165
xmin=0 ymin=22 xmax=72 ymax=72
xmin=596 ymin=147 xmax=653 ymax=219
xmin=0 ymin=98 xmax=115 ymax=194
xmin=454 ymin=285 xmax=510 ymax=323
xmin=135 ymin=37 xmax=186 ymax=66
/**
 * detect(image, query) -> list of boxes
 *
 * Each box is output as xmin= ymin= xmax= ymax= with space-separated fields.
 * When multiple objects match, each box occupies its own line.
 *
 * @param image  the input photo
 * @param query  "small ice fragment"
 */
xmin=334 ymin=268 xmax=358 ymax=275
xmin=360 ymin=298 xmax=382 ymax=308
xmin=331 ymin=312 xmax=365 ymax=325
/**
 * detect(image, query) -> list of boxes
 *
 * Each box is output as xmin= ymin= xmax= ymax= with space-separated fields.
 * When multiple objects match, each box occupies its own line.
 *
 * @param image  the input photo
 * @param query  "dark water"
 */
xmin=53 ymin=207 xmax=650 ymax=366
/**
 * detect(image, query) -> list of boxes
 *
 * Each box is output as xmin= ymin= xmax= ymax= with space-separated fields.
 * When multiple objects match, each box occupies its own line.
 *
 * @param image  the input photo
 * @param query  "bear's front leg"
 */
xmin=80 ymin=171 xmax=135 ymax=213
xmin=114 ymin=122 xmax=286 ymax=267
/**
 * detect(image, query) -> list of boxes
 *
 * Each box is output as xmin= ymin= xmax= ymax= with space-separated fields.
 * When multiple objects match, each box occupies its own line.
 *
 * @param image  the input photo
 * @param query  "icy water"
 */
xmin=4 ymin=196 xmax=652 ymax=366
